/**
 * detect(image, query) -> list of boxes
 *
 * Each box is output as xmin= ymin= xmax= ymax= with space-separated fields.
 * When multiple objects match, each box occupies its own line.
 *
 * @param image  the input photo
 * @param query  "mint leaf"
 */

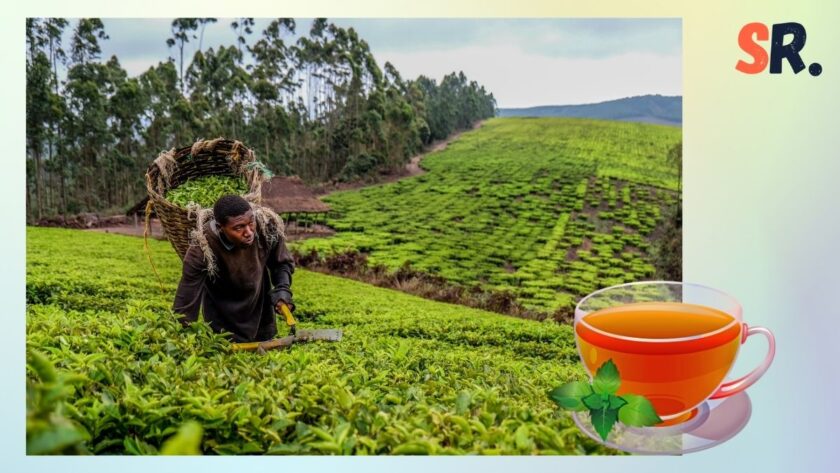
xmin=582 ymin=392 xmax=605 ymax=410
xmin=592 ymin=359 xmax=621 ymax=395
xmin=618 ymin=394 xmax=663 ymax=427
xmin=590 ymin=407 xmax=619 ymax=441
xmin=548 ymin=381 xmax=593 ymax=411
xmin=583 ymin=392 xmax=627 ymax=410
xmin=608 ymin=394 xmax=628 ymax=410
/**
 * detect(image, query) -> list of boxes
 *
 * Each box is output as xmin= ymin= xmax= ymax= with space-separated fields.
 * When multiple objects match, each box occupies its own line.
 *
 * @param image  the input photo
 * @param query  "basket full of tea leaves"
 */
xmin=144 ymin=138 xmax=272 ymax=259
xmin=165 ymin=175 xmax=250 ymax=208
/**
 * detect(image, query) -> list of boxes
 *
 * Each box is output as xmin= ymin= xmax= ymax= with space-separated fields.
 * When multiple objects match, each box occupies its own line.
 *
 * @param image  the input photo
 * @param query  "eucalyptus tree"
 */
xmin=166 ymin=18 xmax=199 ymax=94
xmin=43 ymin=18 xmax=70 ymax=214
xmin=25 ymin=17 xmax=499 ymax=219
xmin=247 ymin=19 xmax=298 ymax=170
xmin=230 ymin=18 xmax=255 ymax=62
xmin=26 ymin=19 xmax=51 ymax=220
xmin=185 ymin=46 xmax=250 ymax=138
xmin=138 ymin=61 xmax=180 ymax=153
xmin=108 ymin=64 xmax=146 ymax=208
xmin=196 ymin=18 xmax=217 ymax=53
xmin=63 ymin=19 xmax=116 ymax=211
xmin=380 ymin=61 xmax=423 ymax=171
xmin=70 ymin=18 xmax=108 ymax=65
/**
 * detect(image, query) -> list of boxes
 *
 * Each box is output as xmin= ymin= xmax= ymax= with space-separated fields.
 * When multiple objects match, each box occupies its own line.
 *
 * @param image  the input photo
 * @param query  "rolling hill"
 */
xmin=497 ymin=95 xmax=682 ymax=126
xmin=298 ymin=117 xmax=681 ymax=312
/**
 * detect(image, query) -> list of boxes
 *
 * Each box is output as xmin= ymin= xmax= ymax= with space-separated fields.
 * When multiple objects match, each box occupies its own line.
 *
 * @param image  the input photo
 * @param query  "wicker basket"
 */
xmin=144 ymin=138 xmax=268 ymax=260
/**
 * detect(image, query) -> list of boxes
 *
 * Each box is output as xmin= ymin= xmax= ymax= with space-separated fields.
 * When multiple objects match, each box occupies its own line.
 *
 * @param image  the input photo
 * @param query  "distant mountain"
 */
xmin=498 ymin=95 xmax=682 ymax=126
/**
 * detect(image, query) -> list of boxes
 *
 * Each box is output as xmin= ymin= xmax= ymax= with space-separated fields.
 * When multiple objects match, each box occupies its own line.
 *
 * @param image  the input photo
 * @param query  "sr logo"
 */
xmin=736 ymin=22 xmax=822 ymax=76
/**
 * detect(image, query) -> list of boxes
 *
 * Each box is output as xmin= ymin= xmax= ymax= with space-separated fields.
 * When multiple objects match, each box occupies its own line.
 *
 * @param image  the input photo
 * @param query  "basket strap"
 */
xmin=143 ymin=200 xmax=166 ymax=295
xmin=145 ymin=173 xmax=163 ymax=200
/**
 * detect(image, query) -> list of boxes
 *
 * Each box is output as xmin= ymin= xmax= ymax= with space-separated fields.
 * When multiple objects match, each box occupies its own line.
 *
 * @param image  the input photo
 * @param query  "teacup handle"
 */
xmin=710 ymin=324 xmax=776 ymax=399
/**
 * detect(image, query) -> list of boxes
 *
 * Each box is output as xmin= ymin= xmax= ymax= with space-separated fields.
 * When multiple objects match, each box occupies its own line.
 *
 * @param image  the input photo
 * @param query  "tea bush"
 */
xmin=26 ymin=228 xmax=612 ymax=455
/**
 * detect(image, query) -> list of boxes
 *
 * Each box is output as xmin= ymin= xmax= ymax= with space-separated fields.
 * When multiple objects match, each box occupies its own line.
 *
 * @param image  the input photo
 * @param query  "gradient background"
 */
xmin=4 ymin=1 xmax=839 ymax=472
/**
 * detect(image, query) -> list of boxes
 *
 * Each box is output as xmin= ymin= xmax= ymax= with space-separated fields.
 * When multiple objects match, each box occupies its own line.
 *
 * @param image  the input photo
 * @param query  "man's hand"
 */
xmin=271 ymin=287 xmax=294 ymax=314
xmin=275 ymin=299 xmax=297 ymax=336
xmin=274 ymin=300 xmax=295 ymax=314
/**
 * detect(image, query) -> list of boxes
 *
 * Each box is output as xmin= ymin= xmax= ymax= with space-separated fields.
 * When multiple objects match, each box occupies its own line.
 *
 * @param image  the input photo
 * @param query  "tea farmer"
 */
xmin=173 ymin=194 xmax=295 ymax=342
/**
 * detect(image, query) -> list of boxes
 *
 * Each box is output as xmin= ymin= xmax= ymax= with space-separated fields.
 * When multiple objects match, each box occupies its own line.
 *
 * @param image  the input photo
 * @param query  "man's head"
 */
xmin=213 ymin=195 xmax=255 ymax=248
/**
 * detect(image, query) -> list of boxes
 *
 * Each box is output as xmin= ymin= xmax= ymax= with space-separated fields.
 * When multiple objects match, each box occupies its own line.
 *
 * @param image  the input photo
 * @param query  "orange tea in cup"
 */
xmin=574 ymin=282 xmax=775 ymax=425
xmin=576 ymin=302 xmax=743 ymax=418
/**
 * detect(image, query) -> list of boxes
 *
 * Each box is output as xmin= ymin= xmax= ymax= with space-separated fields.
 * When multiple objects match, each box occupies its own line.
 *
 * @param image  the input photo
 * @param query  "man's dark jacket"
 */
xmin=173 ymin=219 xmax=294 ymax=342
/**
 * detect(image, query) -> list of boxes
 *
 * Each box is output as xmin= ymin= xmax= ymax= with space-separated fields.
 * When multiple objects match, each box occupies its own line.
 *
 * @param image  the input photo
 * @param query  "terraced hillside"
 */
xmin=296 ymin=117 xmax=681 ymax=311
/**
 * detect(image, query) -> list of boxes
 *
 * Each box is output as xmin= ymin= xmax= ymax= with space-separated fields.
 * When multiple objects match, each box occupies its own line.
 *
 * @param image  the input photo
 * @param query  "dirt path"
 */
xmin=314 ymin=120 xmax=486 ymax=196
xmin=89 ymin=218 xmax=166 ymax=239
xmin=404 ymin=123 xmax=477 ymax=176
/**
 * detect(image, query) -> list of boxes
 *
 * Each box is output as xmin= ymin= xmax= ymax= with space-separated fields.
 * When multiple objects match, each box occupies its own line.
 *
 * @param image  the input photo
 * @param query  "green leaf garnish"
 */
xmin=548 ymin=381 xmax=593 ymax=411
xmin=582 ymin=393 xmax=626 ymax=411
xmin=608 ymin=394 xmax=628 ymax=410
xmin=582 ymin=392 xmax=605 ymax=410
xmin=589 ymin=405 xmax=619 ymax=441
xmin=549 ymin=359 xmax=662 ymax=441
xmin=592 ymin=359 xmax=621 ymax=395
xmin=617 ymin=394 xmax=663 ymax=427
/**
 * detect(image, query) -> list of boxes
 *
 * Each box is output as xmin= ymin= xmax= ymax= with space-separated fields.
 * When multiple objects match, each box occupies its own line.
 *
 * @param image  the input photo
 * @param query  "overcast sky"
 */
xmin=75 ymin=18 xmax=681 ymax=108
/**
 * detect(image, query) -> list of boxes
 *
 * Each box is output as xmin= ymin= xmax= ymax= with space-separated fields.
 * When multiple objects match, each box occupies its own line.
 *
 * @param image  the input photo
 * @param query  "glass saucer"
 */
xmin=571 ymin=391 xmax=752 ymax=455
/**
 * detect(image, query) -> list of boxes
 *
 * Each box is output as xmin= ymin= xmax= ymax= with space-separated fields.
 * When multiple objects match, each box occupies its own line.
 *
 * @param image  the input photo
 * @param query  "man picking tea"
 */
xmin=173 ymin=194 xmax=295 ymax=342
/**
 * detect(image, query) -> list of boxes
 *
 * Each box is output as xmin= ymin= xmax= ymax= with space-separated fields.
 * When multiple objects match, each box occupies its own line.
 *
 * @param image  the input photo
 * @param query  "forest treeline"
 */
xmin=26 ymin=18 xmax=497 ymax=220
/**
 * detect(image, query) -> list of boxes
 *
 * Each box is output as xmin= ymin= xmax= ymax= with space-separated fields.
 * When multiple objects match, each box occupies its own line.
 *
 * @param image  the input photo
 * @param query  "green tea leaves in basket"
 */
xmin=166 ymin=175 xmax=249 ymax=208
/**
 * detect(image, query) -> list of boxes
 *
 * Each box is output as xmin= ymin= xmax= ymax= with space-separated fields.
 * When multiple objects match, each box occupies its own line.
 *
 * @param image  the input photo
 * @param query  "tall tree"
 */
xmin=230 ymin=18 xmax=255 ymax=61
xmin=43 ymin=18 xmax=70 ymax=214
xmin=248 ymin=19 xmax=297 ymax=168
xmin=197 ymin=18 xmax=217 ymax=53
xmin=70 ymin=18 xmax=108 ymax=64
xmin=26 ymin=19 xmax=51 ymax=220
xmin=166 ymin=18 xmax=199 ymax=94
xmin=65 ymin=20 xmax=114 ymax=211
xmin=108 ymin=60 xmax=146 ymax=208
xmin=139 ymin=61 xmax=180 ymax=152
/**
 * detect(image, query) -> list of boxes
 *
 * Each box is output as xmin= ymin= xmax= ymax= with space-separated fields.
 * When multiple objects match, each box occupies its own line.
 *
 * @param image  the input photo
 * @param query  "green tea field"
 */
xmin=296 ymin=117 xmax=681 ymax=312
xmin=26 ymin=228 xmax=611 ymax=455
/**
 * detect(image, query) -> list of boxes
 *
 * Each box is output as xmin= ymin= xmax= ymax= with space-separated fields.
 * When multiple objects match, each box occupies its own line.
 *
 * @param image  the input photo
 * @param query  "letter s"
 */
xmin=736 ymin=22 xmax=769 ymax=74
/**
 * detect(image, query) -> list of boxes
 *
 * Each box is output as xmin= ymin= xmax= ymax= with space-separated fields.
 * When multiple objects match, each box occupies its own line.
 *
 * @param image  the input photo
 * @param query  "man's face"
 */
xmin=220 ymin=210 xmax=256 ymax=248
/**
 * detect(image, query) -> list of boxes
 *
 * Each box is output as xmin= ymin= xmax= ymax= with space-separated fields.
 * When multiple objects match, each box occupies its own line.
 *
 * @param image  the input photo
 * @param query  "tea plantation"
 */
xmin=26 ymin=227 xmax=612 ymax=455
xmin=296 ymin=117 xmax=681 ymax=311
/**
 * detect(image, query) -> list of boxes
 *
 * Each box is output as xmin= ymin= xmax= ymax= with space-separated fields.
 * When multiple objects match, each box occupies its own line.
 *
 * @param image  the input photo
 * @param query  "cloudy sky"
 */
xmin=83 ymin=18 xmax=681 ymax=108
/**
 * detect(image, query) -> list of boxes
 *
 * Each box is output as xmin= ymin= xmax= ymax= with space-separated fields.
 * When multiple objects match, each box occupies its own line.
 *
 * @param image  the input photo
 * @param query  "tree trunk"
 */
xmin=179 ymin=43 xmax=185 ymax=94
xmin=26 ymin=179 xmax=31 ymax=225
xmin=53 ymin=76 xmax=66 ymax=214
xmin=59 ymin=130 xmax=67 ymax=216
xmin=34 ymin=147 xmax=42 ymax=220
xmin=46 ymin=137 xmax=53 ymax=214
xmin=48 ymin=161 xmax=55 ymax=215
